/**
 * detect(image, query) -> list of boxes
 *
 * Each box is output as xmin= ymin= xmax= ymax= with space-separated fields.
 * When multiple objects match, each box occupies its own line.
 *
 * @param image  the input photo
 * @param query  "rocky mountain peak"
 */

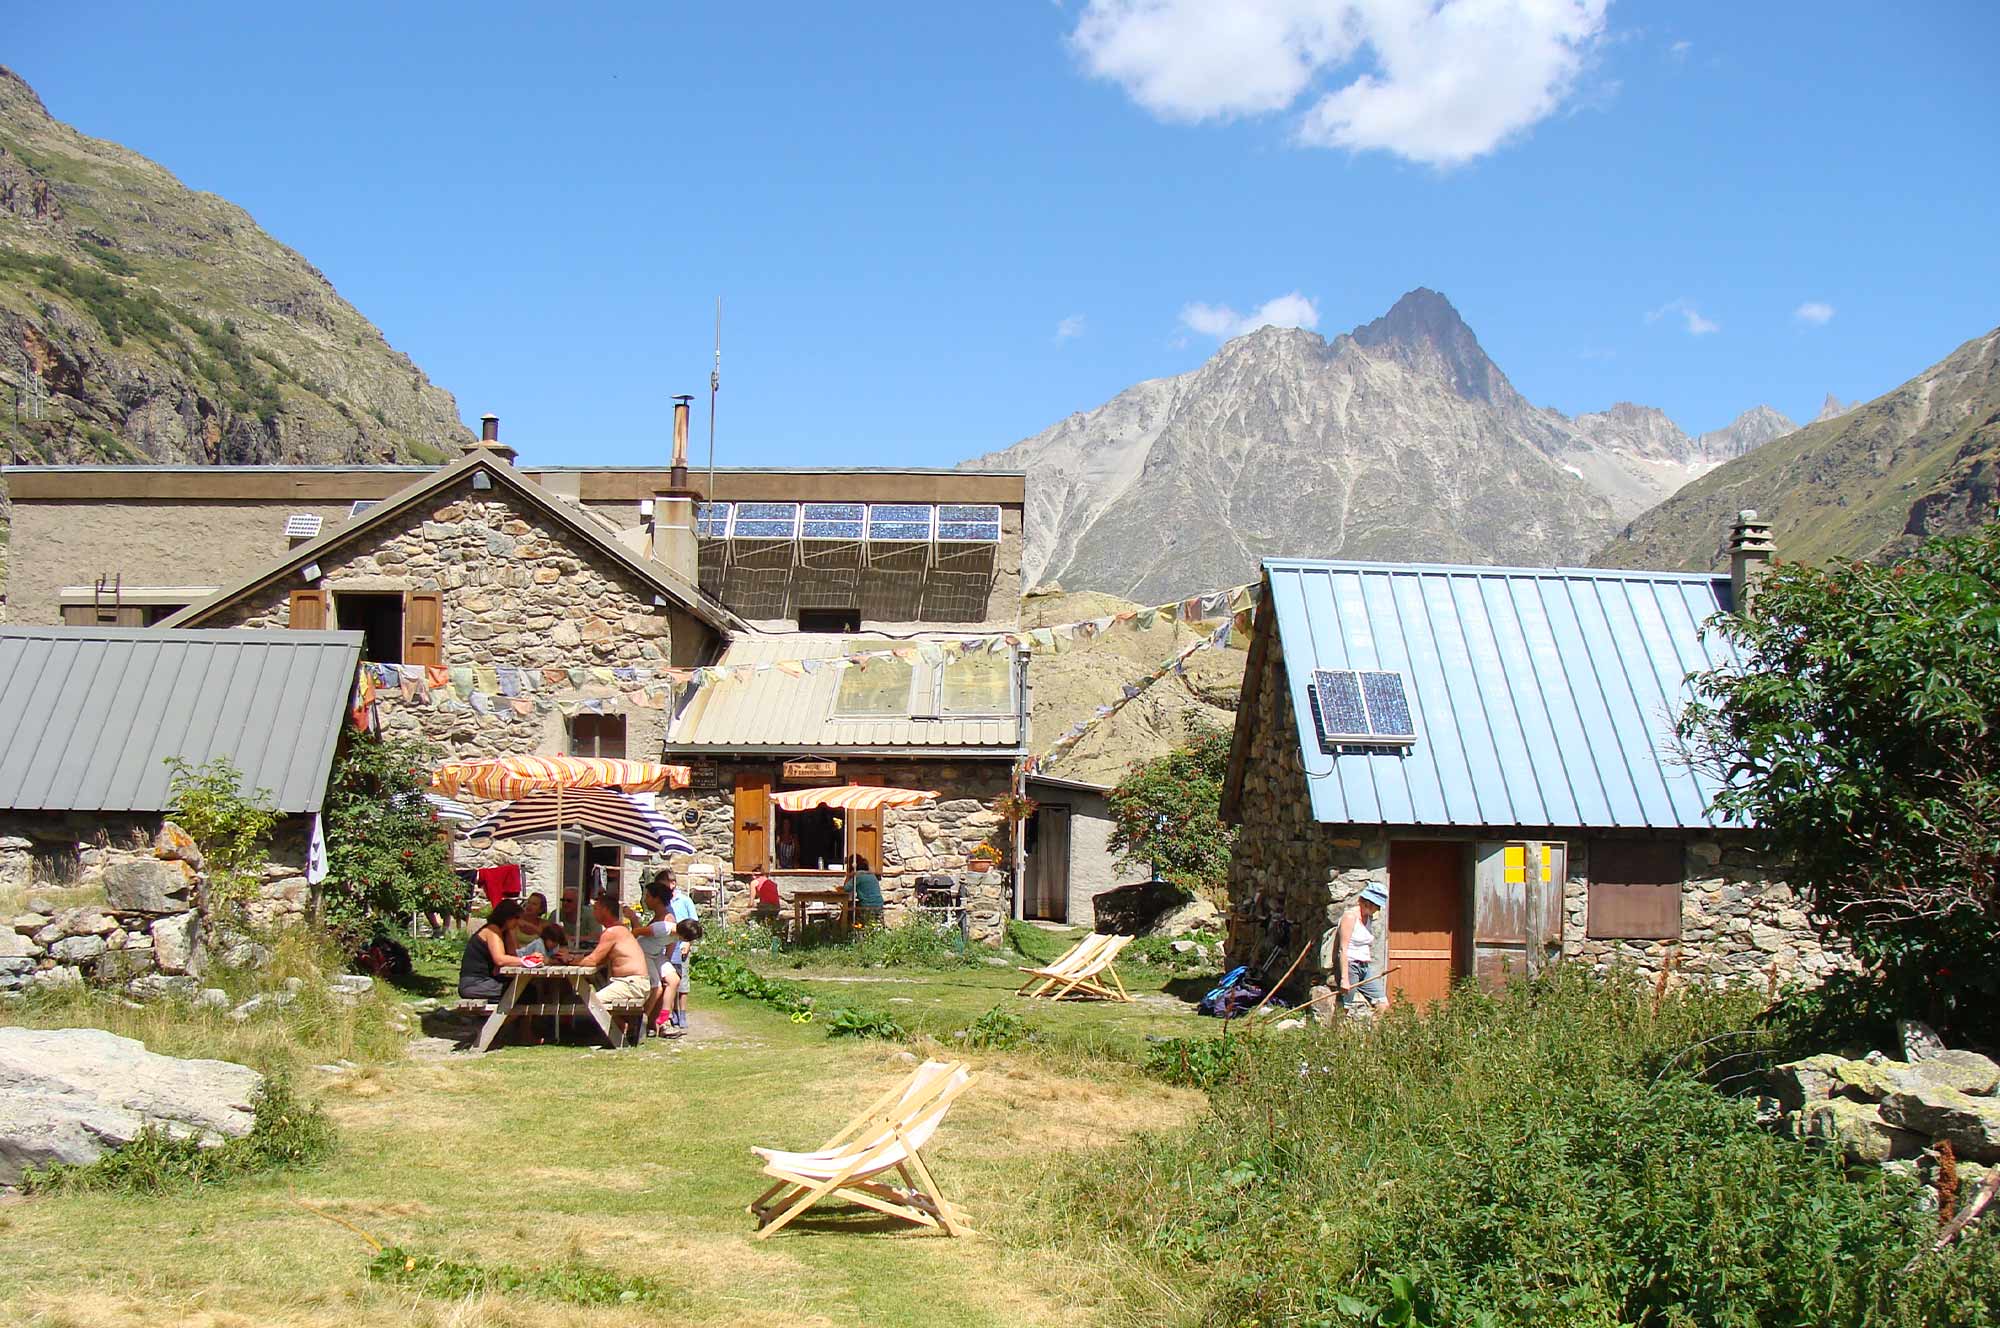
xmin=1349 ymin=286 xmax=1505 ymax=403
xmin=1815 ymin=392 xmax=1854 ymax=423
xmin=1696 ymin=405 xmax=1797 ymax=460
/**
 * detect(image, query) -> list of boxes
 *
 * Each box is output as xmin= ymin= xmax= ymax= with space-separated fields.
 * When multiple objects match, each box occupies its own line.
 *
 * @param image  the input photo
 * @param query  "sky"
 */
xmin=11 ymin=2 xmax=2000 ymax=468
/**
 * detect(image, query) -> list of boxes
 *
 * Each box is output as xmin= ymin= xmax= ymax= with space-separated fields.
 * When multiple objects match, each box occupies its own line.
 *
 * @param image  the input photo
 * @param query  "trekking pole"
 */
xmin=1248 ymin=965 xmax=1404 ymax=1026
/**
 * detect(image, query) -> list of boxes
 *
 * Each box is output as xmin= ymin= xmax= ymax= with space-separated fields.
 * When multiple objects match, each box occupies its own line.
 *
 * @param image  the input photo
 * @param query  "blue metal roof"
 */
xmin=1263 ymin=559 xmax=1742 ymax=830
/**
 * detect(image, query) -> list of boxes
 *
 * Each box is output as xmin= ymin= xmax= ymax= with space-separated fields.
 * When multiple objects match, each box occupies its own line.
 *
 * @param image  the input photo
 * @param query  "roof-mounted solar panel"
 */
xmin=1308 ymin=669 xmax=1417 ymax=750
xmin=866 ymin=503 xmax=934 ymax=543
xmin=730 ymin=502 xmax=799 ymax=540
xmin=283 ymin=512 xmax=323 ymax=540
xmin=935 ymin=503 xmax=1001 ymax=543
xmin=801 ymin=502 xmax=866 ymax=540
xmin=695 ymin=502 xmax=731 ymax=537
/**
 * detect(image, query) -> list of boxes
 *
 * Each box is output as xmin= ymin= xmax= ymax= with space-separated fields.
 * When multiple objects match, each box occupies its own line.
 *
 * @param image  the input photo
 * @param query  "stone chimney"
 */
xmin=651 ymin=395 xmax=701 ymax=584
xmin=1728 ymin=509 xmax=1775 ymax=613
xmin=471 ymin=412 xmax=517 ymax=463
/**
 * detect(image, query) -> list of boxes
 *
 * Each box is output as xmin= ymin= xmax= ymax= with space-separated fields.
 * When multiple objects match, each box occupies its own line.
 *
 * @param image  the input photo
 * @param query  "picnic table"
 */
xmin=474 ymin=963 xmax=627 ymax=1052
xmin=790 ymin=887 xmax=852 ymax=941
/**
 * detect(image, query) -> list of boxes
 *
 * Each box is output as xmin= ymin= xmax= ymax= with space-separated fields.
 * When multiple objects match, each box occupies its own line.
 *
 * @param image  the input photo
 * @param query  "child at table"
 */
xmin=663 ymin=917 xmax=702 ymax=1034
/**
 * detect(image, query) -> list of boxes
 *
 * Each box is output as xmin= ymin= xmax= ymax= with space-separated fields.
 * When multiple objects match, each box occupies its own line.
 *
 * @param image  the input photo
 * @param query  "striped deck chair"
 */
xmin=748 ymin=1060 xmax=974 ymax=1239
xmin=1015 ymin=932 xmax=1110 ymax=998
xmin=1022 ymin=933 xmax=1134 ymax=1002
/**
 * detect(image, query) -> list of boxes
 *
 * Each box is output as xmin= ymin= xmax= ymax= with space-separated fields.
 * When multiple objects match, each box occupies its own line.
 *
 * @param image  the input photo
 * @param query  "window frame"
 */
xmin=931 ymin=648 xmax=1016 ymax=718
xmin=830 ymin=641 xmax=918 ymax=719
xmin=1585 ymin=839 xmax=1686 ymax=941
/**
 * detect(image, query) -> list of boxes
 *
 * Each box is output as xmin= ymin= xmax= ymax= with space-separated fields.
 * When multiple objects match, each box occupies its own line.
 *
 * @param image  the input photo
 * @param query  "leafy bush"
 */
xmin=320 ymin=731 xmax=460 ymax=943
xmin=841 ymin=916 xmax=976 ymax=969
xmin=1107 ymin=725 xmax=1236 ymax=892
xmin=370 ymin=1247 xmax=672 ymax=1306
xmin=692 ymin=949 xmax=908 ymax=1042
xmin=1142 ymin=1031 xmax=1248 ymax=1088
xmin=824 ymin=1005 xmax=909 ymax=1040
xmin=1040 ymin=968 xmax=2000 ymax=1326
xmin=1122 ymin=933 xmax=1215 ymax=972
xmin=164 ymin=755 xmax=278 ymax=910
xmin=961 ymin=1003 xmax=1029 ymax=1050
xmin=22 ymin=1074 xmax=334 ymax=1194
xmin=0 ymin=245 xmax=177 ymax=347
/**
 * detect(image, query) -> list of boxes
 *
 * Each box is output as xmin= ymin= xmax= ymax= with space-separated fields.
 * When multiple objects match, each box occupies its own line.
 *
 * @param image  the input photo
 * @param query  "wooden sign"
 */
xmin=782 ymin=759 xmax=838 ymax=781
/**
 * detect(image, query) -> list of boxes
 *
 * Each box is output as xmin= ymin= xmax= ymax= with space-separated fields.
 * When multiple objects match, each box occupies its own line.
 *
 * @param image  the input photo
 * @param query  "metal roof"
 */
xmin=1262 ymin=558 xmax=1742 ymax=830
xmin=0 ymin=627 xmax=363 ymax=815
xmin=668 ymin=634 xmax=1023 ymax=754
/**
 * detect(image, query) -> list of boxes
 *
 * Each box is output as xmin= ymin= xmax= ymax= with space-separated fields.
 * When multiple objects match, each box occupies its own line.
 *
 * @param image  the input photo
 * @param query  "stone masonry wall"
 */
xmin=657 ymin=757 xmax=1017 ymax=943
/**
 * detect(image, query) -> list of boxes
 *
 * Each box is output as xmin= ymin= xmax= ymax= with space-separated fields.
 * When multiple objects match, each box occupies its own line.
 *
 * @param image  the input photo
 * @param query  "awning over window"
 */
xmin=769 ymin=785 xmax=938 ymax=812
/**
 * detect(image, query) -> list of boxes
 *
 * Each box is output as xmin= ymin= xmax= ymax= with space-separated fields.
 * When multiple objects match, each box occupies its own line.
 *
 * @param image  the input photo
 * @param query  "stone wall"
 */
xmin=1223 ymin=645 xmax=1842 ymax=995
xmin=0 ymin=811 xmax=311 ymax=995
xmin=655 ymin=756 xmax=1017 ymax=943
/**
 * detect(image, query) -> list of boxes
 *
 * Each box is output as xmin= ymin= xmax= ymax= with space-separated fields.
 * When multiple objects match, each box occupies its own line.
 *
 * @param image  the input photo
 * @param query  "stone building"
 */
xmin=1219 ymin=527 xmax=1840 ymax=1005
xmin=1019 ymin=773 xmax=1138 ymax=926
xmin=0 ymin=624 xmax=361 ymax=991
xmin=7 ymin=416 xmax=1030 ymax=940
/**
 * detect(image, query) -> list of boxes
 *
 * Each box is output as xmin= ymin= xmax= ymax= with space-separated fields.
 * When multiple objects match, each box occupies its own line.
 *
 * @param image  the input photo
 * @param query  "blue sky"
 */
xmin=12 ymin=3 xmax=1998 ymax=467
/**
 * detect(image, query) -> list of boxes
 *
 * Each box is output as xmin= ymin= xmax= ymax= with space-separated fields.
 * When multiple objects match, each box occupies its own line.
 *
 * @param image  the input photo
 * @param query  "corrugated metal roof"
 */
xmin=0 ymin=627 xmax=364 ymax=814
xmin=668 ymin=634 xmax=1022 ymax=752
xmin=1263 ymin=559 xmax=1741 ymax=830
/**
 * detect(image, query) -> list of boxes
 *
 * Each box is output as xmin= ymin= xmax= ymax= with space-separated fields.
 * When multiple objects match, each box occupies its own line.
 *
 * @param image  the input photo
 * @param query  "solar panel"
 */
xmin=1359 ymin=670 xmax=1416 ymax=739
xmin=1310 ymin=671 xmax=1369 ymax=741
xmin=801 ymin=502 xmax=866 ymax=540
xmin=695 ymin=502 xmax=731 ymax=537
xmin=348 ymin=500 xmax=376 ymax=517
xmin=867 ymin=504 xmax=933 ymax=542
xmin=283 ymin=512 xmax=322 ymax=540
xmin=730 ymin=502 xmax=799 ymax=539
xmin=935 ymin=503 xmax=1000 ymax=542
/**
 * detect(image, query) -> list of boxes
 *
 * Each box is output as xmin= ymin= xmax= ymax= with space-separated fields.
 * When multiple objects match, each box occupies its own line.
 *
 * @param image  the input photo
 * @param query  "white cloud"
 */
xmin=1055 ymin=313 xmax=1087 ymax=342
xmin=1793 ymin=301 xmax=1835 ymax=327
xmin=1646 ymin=297 xmax=1720 ymax=336
xmin=1669 ymin=38 xmax=1692 ymax=58
xmin=1068 ymin=0 xmax=1608 ymax=166
xmin=1179 ymin=291 xmax=1320 ymax=339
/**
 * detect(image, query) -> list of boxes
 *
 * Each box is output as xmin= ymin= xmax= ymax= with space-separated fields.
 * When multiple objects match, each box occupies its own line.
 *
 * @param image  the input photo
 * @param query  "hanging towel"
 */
xmin=476 ymin=864 xmax=523 ymax=908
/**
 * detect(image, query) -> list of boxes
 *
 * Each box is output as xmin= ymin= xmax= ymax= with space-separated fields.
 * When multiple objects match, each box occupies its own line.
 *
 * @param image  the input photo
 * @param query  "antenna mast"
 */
xmin=706 ymin=296 xmax=721 ymax=500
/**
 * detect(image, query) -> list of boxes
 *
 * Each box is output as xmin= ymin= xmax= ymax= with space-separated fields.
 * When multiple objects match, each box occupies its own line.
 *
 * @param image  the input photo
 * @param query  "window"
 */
xmin=1586 ymin=839 xmax=1685 ymax=940
xmin=833 ymin=639 xmax=914 ymax=716
xmin=735 ymin=771 xmax=884 ymax=874
xmin=937 ymin=649 xmax=1013 ymax=716
xmin=797 ymin=608 xmax=861 ymax=633
xmin=333 ymin=591 xmax=405 ymax=663
xmin=569 ymin=714 xmax=627 ymax=759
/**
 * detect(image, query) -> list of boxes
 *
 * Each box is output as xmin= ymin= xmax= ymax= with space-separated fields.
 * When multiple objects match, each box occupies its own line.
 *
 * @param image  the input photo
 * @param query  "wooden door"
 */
xmin=1027 ymin=806 xmax=1070 ymax=921
xmin=848 ymin=772 xmax=884 ymax=873
xmin=733 ymin=773 xmax=771 ymax=873
xmin=1473 ymin=841 xmax=1566 ymax=990
xmin=1387 ymin=841 xmax=1467 ymax=1008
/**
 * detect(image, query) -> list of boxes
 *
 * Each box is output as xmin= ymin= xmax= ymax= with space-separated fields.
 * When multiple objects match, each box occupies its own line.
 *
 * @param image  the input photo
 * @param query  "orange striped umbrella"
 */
xmin=430 ymin=755 xmax=691 ymax=799
xmin=769 ymin=785 xmax=938 ymax=812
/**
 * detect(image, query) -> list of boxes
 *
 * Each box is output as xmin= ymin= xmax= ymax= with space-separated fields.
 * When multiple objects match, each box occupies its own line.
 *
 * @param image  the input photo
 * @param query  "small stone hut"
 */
xmin=1220 ymin=531 xmax=1840 ymax=1005
xmin=1019 ymin=773 xmax=1136 ymax=926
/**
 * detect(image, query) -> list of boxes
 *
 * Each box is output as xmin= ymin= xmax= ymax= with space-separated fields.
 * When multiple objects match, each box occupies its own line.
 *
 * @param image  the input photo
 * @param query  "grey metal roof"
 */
xmin=1262 ymin=558 xmax=1742 ymax=831
xmin=668 ymin=634 xmax=1023 ymax=753
xmin=0 ymin=627 xmax=364 ymax=815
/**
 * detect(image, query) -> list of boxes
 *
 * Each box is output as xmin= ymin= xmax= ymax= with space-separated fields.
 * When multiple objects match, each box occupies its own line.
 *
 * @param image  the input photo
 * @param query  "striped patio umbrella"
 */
xmin=430 ymin=755 xmax=691 ymax=799
xmin=467 ymin=787 xmax=694 ymax=855
xmin=769 ymin=785 xmax=939 ymax=812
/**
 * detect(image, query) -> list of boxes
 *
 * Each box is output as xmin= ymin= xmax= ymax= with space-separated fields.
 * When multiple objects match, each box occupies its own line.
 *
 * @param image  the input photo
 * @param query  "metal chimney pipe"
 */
xmin=670 ymin=394 xmax=692 ymax=490
xmin=480 ymin=413 xmax=500 ymax=443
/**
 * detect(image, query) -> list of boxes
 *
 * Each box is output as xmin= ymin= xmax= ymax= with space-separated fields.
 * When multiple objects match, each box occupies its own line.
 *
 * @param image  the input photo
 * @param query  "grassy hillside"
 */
xmin=0 ymin=65 xmax=469 ymax=467
xmin=1597 ymin=327 xmax=1999 ymax=569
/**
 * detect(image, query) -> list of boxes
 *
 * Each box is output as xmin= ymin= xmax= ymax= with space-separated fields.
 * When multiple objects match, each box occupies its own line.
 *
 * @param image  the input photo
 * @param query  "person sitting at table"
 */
xmin=459 ymin=899 xmax=524 ymax=1002
xmin=574 ymin=892 xmax=652 ymax=1017
xmin=518 ymin=920 xmax=568 ymax=960
xmin=843 ymin=854 xmax=884 ymax=928
xmin=750 ymin=874 xmax=782 ymax=925
xmin=510 ymin=892 xmax=549 ymax=947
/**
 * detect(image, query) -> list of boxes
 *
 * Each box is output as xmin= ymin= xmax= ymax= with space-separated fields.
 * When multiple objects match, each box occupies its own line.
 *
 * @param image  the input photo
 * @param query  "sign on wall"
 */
xmin=782 ymin=759 xmax=838 ymax=782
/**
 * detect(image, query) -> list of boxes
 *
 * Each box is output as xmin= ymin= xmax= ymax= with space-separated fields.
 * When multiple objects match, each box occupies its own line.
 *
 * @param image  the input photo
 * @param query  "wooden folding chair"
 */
xmin=1031 ymin=934 xmax=1133 ymax=1002
xmin=1015 ymin=932 xmax=1110 ymax=998
xmin=748 ymin=1060 xmax=974 ymax=1239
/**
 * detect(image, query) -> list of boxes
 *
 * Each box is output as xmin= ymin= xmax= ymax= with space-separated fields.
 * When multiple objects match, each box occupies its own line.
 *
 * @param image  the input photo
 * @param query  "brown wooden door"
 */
xmin=848 ymin=772 xmax=884 ymax=873
xmin=1388 ymin=841 xmax=1467 ymax=1008
xmin=733 ymin=773 xmax=771 ymax=873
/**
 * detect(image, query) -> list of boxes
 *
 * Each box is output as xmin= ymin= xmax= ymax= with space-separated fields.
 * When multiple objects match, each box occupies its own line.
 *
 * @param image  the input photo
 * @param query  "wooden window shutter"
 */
xmin=61 ymin=605 xmax=94 ymax=626
xmin=849 ymin=772 xmax=884 ymax=872
xmin=288 ymin=589 xmax=330 ymax=630
xmin=733 ymin=772 xmax=771 ymax=873
xmin=1586 ymin=840 xmax=1684 ymax=940
xmin=403 ymin=591 xmax=443 ymax=666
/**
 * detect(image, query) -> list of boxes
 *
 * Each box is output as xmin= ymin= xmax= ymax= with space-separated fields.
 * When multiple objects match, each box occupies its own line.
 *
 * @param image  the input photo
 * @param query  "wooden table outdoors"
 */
xmin=790 ymin=888 xmax=852 ymax=941
xmin=474 ymin=963 xmax=624 ymax=1052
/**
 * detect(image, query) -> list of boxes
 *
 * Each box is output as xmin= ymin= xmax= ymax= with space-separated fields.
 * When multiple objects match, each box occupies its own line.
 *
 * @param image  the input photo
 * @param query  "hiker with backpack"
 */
xmin=1334 ymin=883 xmax=1389 ymax=1014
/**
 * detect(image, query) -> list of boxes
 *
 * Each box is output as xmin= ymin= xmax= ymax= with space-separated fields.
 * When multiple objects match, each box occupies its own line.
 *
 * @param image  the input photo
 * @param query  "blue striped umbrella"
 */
xmin=466 ymin=787 xmax=693 ymax=855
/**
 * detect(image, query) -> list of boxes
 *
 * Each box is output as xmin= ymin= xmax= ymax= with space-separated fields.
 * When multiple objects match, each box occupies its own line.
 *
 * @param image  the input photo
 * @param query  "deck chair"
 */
xmin=748 ymin=1059 xmax=974 ymax=1239
xmin=1015 ymin=932 xmax=1111 ymax=998
xmin=1023 ymin=934 xmax=1133 ymax=1002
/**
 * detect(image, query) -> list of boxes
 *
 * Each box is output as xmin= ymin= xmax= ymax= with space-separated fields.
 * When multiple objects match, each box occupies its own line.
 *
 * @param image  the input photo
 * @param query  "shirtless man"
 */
xmin=574 ymin=894 xmax=652 ymax=1014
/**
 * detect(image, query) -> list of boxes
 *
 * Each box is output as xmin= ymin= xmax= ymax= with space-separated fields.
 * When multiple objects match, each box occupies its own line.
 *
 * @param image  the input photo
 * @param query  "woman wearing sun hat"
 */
xmin=1335 ymin=883 xmax=1390 ymax=1013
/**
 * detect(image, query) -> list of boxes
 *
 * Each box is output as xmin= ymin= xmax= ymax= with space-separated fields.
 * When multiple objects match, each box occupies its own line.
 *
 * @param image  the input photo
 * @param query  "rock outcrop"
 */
xmin=1773 ymin=1045 xmax=2000 ymax=1172
xmin=0 ymin=1027 xmax=261 ymax=1186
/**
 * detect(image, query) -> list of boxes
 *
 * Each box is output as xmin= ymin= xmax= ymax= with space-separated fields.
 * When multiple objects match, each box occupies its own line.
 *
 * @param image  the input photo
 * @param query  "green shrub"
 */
xmin=1142 ymin=1030 xmax=1247 ymax=1088
xmin=1039 ymin=968 xmax=2000 ymax=1326
xmin=370 ymin=1246 xmax=672 ymax=1306
xmin=163 ymin=754 xmax=278 ymax=911
xmin=1107 ymin=725 xmax=1235 ymax=891
xmin=21 ymin=1074 xmax=335 ymax=1194
xmin=320 ymin=730 xmax=460 ymax=943
xmin=841 ymin=916 xmax=976 ymax=969
xmin=961 ymin=1003 xmax=1029 ymax=1050
xmin=824 ymin=1005 xmax=909 ymax=1040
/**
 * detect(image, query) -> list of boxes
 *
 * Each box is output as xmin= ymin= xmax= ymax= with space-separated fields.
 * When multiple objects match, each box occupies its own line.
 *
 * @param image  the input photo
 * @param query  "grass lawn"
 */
xmin=0 ymin=946 xmax=1210 ymax=1328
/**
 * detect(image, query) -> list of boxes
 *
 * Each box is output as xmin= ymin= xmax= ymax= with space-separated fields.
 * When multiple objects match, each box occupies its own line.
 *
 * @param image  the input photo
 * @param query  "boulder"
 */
xmin=195 ymin=988 xmax=230 ymax=1011
xmin=96 ymin=946 xmax=158 ymax=983
xmin=1899 ymin=1019 xmax=1948 ymax=1063
xmin=1800 ymin=1098 xmax=1926 ymax=1165
xmin=1151 ymin=897 xmax=1223 ymax=937
xmin=1880 ymin=1087 xmax=2000 ymax=1162
xmin=151 ymin=821 xmax=205 ymax=873
xmin=0 ymin=929 xmax=34 ymax=960
xmin=150 ymin=913 xmax=201 ymax=976
xmin=1890 ymin=1051 xmax=2000 ymax=1098
xmin=127 ymin=973 xmax=198 ymax=1002
xmin=55 ymin=907 xmax=117 ymax=939
xmin=12 ymin=913 xmax=49 ymax=932
xmin=49 ymin=934 xmax=106 ymax=964
xmin=1092 ymin=879 xmax=1189 ymax=937
xmin=104 ymin=858 xmax=195 ymax=915
xmin=0 ymin=1027 xmax=261 ymax=1185
xmin=1771 ymin=1054 xmax=1889 ymax=1110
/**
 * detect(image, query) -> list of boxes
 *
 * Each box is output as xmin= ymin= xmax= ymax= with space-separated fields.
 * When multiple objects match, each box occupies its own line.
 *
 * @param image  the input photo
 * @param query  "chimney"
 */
xmin=1728 ymin=508 xmax=1775 ymax=613
xmin=652 ymin=394 xmax=701 ymax=583
xmin=472 ymin=412 xmax=517 ymax=463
